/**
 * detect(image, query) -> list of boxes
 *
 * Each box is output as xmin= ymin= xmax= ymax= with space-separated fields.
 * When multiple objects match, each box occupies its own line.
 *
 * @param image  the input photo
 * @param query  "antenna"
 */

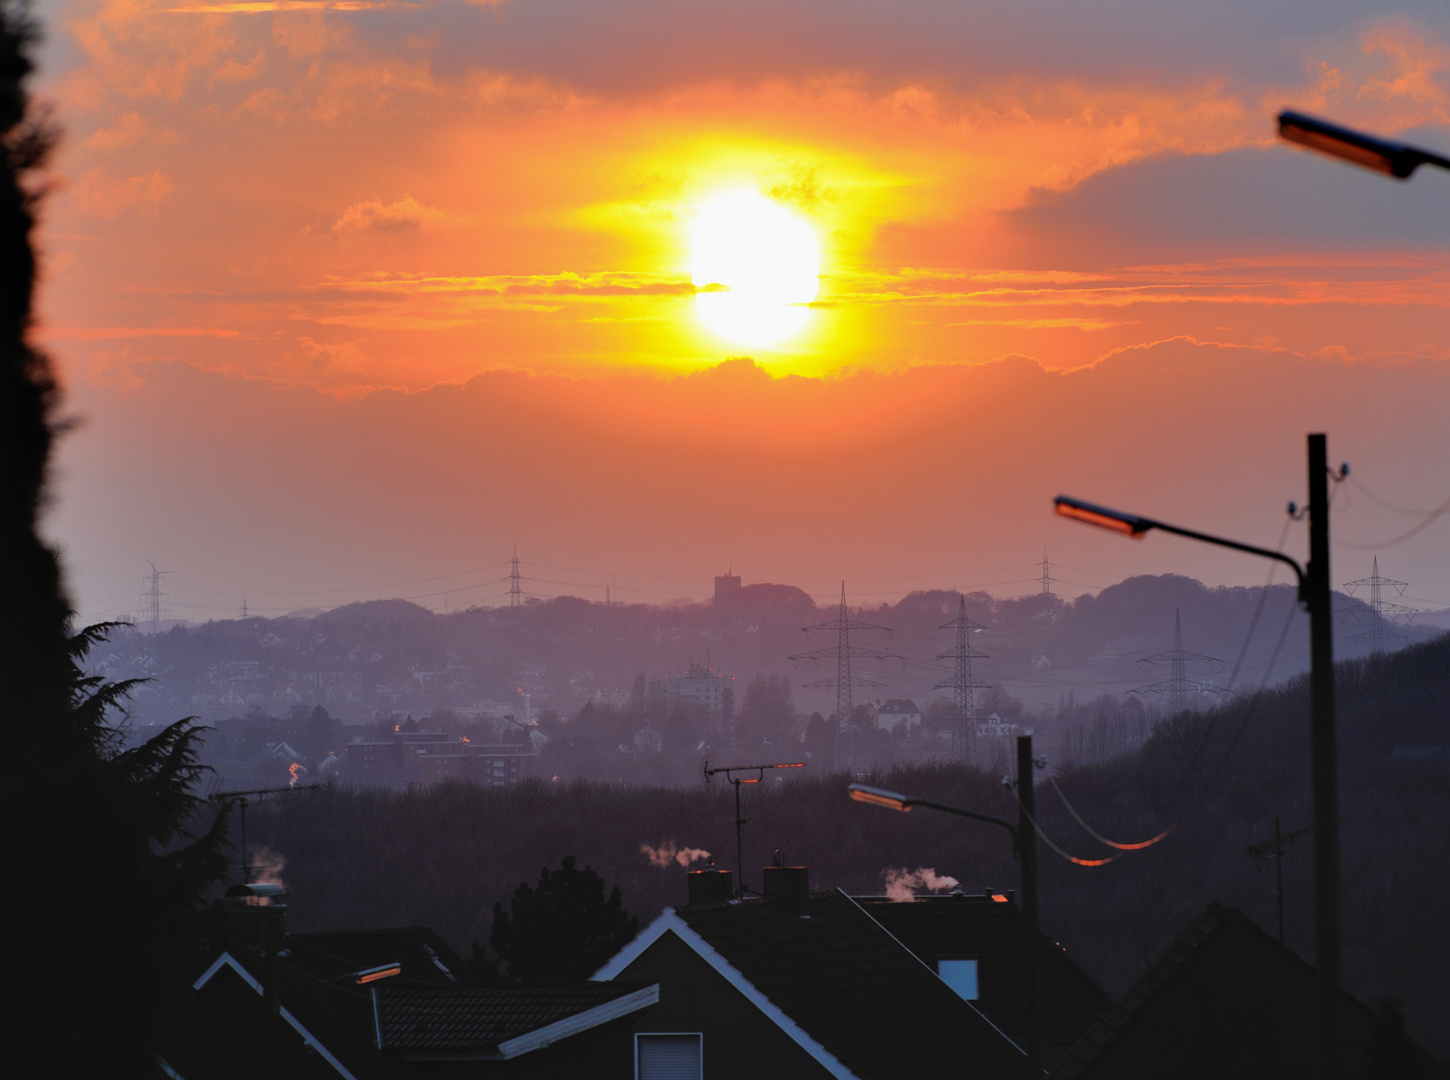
xmin=1131 ymin=610 xmax=1229 ymax=715
xmin=790 ymin=582 xmax=903 ymax=772
xmin=703 ymin=760 xmax=805 ymax=898
xmin=935 ymin=595 xmax=991 ymax=764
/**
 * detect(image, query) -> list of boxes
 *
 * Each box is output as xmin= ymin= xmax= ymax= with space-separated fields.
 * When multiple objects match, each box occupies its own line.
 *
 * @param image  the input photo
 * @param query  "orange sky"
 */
xmin=30 ymin=0 xmax=1450 ymax=621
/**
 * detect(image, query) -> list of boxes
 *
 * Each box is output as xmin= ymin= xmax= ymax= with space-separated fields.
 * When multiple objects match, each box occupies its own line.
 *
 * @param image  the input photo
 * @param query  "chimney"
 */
xmin=687 ymin=869 xmax=733 ymax=906
xmin=220 ymin=882 xmax=289 ymax=948
xmin=763 ymin=863 xmax=810 ymax=917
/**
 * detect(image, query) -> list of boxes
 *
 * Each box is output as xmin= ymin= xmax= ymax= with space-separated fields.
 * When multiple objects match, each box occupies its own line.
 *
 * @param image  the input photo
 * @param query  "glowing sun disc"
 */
xmin=690 ymin=190 xmax=819 ymax=347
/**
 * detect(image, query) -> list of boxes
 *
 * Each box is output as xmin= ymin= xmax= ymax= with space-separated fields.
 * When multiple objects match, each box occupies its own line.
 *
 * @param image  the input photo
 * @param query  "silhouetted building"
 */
xmin=653 ymin=662 xmax=735 ymax=742
xmin=593 ymin=869 xmax=1028 ymax=1079
xmin=170 ymin=923 xmax=656 ymax=1077
xmin=854 ymin=892 xmax=1111 ymax=1066
xmin=1052 ymin=903 xmax=1449 ymax=1079
xmin=714 ymin=569 xmax=742 ymax=601
xmin=345 ymin=730 xmax=537 ymax=788
xmin=869 ymin=698 xmax=922 ymax=733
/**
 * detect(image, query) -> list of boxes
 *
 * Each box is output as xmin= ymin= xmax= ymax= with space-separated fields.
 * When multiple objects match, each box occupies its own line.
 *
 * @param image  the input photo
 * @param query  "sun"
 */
xmin=689 ymin=190 xmax=819 ymax=348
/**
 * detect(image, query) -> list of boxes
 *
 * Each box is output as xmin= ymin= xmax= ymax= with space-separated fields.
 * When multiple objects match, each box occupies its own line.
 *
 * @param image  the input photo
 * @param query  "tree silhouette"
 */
xmin=486 ymin=855 xmax=639 ymax=982
xmin=0 ymin=7 xmax=228 ymax=1070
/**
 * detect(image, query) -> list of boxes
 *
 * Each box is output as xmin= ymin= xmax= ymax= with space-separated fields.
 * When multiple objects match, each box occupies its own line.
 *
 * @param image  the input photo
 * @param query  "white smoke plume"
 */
xmin=247 ymin=844 xmax=288 ymax=904
xmin=640 ymin=841 xmax=712 ymax=869
xmin=883 ymin=866 xmax=959 ymax=902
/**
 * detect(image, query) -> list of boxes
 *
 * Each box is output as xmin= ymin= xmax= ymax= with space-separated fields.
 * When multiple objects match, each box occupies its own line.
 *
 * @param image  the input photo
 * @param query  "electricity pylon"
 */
xmin=791 ymin=582 xmax=901 ymax=772
xmin=139 ymin=559 xmax=173 ymax=635
xmin=1343 ymin=557 xmax=1415 ymax=654
xmin=509 ymin=543 xmax=523 ymax=608
xmin=1131 ymin=610 xmax=1228 ymax=715
xmin=935 ymin=595 xmax=991 ymax=764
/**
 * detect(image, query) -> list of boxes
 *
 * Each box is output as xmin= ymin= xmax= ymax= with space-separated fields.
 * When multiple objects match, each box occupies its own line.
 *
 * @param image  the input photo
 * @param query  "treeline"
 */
xmin=243 ymin=631 xmax=1450 ymax=1056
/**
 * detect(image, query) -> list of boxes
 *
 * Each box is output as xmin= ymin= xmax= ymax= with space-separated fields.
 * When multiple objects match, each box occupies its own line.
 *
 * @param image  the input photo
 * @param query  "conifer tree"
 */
xmin=0 ymin=6 xmax=229 ymax=1072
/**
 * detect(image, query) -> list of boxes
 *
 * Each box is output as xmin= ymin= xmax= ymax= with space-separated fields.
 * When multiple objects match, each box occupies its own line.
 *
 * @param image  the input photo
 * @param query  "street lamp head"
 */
xmin=1278 ymin=110 xmax=1448 ymax=180
xmin=1054 ymin=496 xmax=1152 ymax=538
xmin=848 ymin=783 xmax=913 ymax=812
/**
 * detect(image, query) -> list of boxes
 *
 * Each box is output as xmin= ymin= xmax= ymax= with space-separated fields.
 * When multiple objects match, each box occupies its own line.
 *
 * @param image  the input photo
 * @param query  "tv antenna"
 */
xmin=212 ymin=784 xmax=319 ymax=884
xmin=703 ymin=760 xmax=804 ymax=898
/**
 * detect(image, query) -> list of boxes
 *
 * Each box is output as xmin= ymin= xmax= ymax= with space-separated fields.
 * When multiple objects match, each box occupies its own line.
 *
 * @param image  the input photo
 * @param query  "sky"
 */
xmin=29 ymin=0 xmax=1450 ymax=622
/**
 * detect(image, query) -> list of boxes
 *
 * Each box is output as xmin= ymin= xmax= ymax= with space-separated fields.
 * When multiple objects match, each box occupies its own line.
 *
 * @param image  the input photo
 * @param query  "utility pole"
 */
xmin=936 ymin=596 xmax=990 ymax=764
xmin=1053 ymin=432 xmax=1346 ymax=1080
xmin=1016 ymin=735 xmax=1043 ymax=1080
xmin=509 ymin=542 xmax=522 ymax=608
xmin=1040 ymin=545 xmax=1054 ymax=597
xmin=792 ymin=583 xmax=900 ymax=772
xmin=1306 ymin=434 xmax=1341 ymax=1080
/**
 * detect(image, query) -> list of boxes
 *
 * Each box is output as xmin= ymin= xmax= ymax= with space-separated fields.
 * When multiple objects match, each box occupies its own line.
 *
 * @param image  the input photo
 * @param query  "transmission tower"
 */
xmin=139 ymin=559 xmax=173 ymax=635
xmin=1041 ymin=545 xmax=1055 ymax=597
xmin=509 ymin=542 xmax=523 ymax=608
xmin=935 ymin=595 xmax=991 ymax=764
xmin=1131 ymin=610 xmax=1228 ymax=715
xmin=790 ymin=582 xmax=902 ymax=772
xmin=1342 ymin=557 xmax=1416 ymax=654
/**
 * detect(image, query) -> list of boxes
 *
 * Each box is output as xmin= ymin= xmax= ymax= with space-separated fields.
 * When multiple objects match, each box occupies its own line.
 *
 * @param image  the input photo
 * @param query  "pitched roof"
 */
xmin=853 ymin=893 xmax=1111 ymax=1051
xmin=599 ymin=889 xmax=1024 ymax=1080
xmin=282 ymin=926 xmax=465 ymax=988
xmin=876 ymin=699 xmax=920 ymax=714
xmin=197 ymin=937 xmax=658 ymax=1076
xmin=1052 ymin=903 xmax=1449 ymax=1079
xmin=374 ymin=983 xmax=658 ymax=1057
xmin=160 ymin=963 xmax=338 ymax=1080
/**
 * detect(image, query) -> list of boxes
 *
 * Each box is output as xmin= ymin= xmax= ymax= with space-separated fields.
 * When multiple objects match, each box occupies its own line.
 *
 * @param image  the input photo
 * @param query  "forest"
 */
xmin=240 ymin=628 xmax=1450 ymax=1057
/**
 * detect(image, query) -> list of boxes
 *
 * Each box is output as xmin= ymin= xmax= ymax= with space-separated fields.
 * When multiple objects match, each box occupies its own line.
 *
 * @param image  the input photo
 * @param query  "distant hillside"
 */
xmin=243 ymin=631 xmax=1450 ymax=1055
xmin=97 ymin=573 xmax=1437 ymax=744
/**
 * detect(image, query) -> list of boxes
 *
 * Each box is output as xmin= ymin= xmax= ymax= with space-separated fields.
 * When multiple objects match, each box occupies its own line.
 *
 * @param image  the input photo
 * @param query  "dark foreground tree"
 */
xmin=0 ymin=6 xmax=230 ymax=1071
xmin=483 ymin=855 xmax=640 ymax=982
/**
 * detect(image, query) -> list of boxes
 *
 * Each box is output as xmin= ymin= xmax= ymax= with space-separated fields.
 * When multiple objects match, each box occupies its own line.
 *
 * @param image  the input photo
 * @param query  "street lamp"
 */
xmin=1055 ymin=433 xmax=1343 ymax=1080
xmin=849 ymin=734 xmax=1044 ymax=1079
xmin=1278 ymin=110 xmax=1450 ymax=179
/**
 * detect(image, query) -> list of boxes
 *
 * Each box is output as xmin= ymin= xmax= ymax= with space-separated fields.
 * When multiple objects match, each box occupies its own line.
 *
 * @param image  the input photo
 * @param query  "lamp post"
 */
xmin=1278 ymin=110 xmax=1450 ymax=179
xmin=1055 ymin=432 xmax=1342 ymax=1080
xmin=849 ymin=731 xmax=1044 ymax=1078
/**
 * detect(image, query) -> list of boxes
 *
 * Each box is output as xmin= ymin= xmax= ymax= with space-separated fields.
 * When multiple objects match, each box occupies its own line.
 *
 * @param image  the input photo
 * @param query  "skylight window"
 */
xmin=937 ymin=958 xmax=979 ymax=1001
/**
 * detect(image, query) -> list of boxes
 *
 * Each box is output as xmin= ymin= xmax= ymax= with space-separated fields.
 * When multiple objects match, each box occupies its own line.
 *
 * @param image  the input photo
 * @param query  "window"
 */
xmin=938 ymin=958 xmax=979 ymax=1000
xmin=636 ymin=1033 xmax=702 ymax=1080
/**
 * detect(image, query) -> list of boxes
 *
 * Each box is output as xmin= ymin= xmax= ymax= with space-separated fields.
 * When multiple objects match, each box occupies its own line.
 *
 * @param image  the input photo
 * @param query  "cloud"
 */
xmin=329 ymin=195 xmax=459 ymax=235
xmin=83 ymin=111 xmax=180 ymax=150
xmin=71 ymin=168 xmax=176 ymax=217
xmin=761 ymin=163 xmax=836 ymax=212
